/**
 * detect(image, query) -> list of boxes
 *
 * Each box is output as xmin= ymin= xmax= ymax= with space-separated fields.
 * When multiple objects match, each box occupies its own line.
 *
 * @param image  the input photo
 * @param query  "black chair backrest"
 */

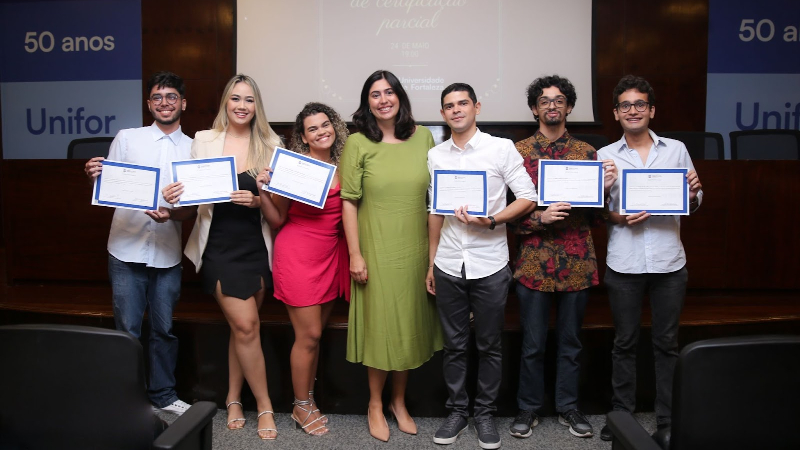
xmin=659 ymin=131 xmax=724 ymax=160
xmin=672 ymin=335 xmax=800 ymax=450
xmin=67 ymin=137 xmax=115 ymax=159
xmin=570 ymin=133 xmax=610 ymax=151
xmin=0 ymin=324 xmax=155 ymax=450
xmin=729 ymin=129 xmax=800 ymax=160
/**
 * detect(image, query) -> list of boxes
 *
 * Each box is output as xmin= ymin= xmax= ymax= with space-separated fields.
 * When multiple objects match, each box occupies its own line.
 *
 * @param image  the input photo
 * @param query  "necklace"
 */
xmin=227 ymin=131 xmax=250 ymax=139
xmin=307 ymin=151 xmax=333 ymax=164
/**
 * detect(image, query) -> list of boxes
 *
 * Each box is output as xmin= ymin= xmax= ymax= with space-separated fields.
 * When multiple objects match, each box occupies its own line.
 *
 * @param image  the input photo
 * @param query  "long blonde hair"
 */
xmin=212 ymin=74 xmax=281 ymax=178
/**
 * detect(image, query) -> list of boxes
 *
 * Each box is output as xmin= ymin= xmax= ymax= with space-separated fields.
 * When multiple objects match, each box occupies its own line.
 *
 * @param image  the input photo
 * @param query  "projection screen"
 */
xmin=237 ymin=1 xmax=595 ymax=123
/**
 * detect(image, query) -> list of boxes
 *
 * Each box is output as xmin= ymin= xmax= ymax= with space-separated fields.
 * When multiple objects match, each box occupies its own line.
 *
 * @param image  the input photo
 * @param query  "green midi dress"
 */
xmin=340 ymin=126 xmax=443 ymax=371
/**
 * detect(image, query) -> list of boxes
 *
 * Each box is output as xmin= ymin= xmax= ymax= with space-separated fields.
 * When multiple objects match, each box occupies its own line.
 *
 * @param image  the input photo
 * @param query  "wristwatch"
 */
xmin=488 ymin=215 xmax=496 ymax=230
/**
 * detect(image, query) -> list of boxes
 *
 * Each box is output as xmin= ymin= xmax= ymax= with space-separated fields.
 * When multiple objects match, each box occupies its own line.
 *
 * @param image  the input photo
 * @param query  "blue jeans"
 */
xmin=516 ymin=284 xmax=588 ymax=414
xmin=108 ymin=254 xmax=182 ymax=407
xmin=605 ymin=266 xmax=687 ymax=426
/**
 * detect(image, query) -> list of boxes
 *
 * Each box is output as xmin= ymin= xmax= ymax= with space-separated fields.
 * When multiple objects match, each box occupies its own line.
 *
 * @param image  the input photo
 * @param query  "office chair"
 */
xmin=67 ymin=136 xmax=115 ymax=159
xmin=729 ymin=129 xmax=800 ymax=160
xmin=571 ymin=133 xmax=611 ymax=151
xmin=659 ymin=131 xmax=724 ymax=160
xmin=607 ymin=335 xmax=800 ymax=450
xmin=0 ymin=324 xmax=216 ymax=450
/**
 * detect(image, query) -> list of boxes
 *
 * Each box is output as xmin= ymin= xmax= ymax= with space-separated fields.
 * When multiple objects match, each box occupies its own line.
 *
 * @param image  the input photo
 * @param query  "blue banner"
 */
xmin=0 ymin=0 xmax=142 ymax=159
xmin=705 ymin=0 xmax=800 ymax=157
xmin=707 ymin=0 xmax=800 ymax=74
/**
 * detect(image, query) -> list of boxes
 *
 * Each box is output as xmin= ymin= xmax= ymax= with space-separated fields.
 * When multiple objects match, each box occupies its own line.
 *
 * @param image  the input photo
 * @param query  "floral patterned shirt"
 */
xmin=512 ymin=130 xmax=605 ymax=292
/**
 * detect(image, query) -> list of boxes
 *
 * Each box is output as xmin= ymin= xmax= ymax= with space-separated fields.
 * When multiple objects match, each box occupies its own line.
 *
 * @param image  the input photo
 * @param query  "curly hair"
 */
xmin=613 ymin=75 xmax=655 ymax=106
xmin=289 ymin=102 xmax=349 ymax=166
xmin=211 ymin=74 xmax=282 ymax=178
xmin=525 ymin=75 xmax=577 ymax=121
xmin=352 ymin=70 xmax=416 ymax=143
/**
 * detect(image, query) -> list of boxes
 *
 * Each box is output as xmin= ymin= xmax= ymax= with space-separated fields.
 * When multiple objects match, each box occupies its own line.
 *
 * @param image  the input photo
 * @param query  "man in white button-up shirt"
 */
xmin=84 ymin=72 xmax=195 ymax=415
xmin=427 ymin=83 xmax=537 ymax=449
xmin=596 ymin=75 xmax=703 ymax=444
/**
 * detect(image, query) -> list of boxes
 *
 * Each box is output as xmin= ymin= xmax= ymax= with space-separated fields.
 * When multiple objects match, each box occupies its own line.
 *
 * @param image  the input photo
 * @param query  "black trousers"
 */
xmin=605 ymin=266 xmax=688 ymax=426
xmin=433 ymin=264 xmax=512 ymax=418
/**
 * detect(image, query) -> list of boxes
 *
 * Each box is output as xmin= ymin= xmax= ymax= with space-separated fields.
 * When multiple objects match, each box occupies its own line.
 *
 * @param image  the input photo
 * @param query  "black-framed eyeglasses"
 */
xmin=150 ymin=93 xmax=180 ymax=105
xmin=615 ymin=100 xmax=650 ymax=113
xmin=538 ymin=96 xmax=567 ymax=109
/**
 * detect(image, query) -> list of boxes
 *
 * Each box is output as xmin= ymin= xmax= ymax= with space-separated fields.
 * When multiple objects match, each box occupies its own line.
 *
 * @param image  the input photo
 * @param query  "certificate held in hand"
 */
xmin=537 ymin=160 xmax=604 ymax=207
xmin=432 ymin=170 xmax=488 ymax=216
xmin=92 ymin=160 xmax=160 ymax=211
xmin=171 ymin=156 xmax=239 ymax=206
xmin=265 ymin=147 xmax=336 ymax=209
xmin=620 ymin=168 xmax=689 ymax=215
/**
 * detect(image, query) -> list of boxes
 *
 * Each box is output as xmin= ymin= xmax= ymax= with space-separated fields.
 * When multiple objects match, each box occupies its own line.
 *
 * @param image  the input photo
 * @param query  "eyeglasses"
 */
xmin=538 ymin=96 xmax=567 ymax=109
xmin=615 ymin=100 xmax=650 ymax=113
xmin=150 ymin=93 xmax=180 ymax=105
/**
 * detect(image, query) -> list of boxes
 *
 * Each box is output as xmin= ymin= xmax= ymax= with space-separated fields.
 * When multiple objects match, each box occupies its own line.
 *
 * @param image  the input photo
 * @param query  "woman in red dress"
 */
xmin=257 ymin=102 xmax=350 ymax=436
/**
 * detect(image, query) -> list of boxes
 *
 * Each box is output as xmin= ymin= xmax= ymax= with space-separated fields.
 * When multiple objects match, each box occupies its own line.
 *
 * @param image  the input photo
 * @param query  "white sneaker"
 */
xmin=160 ymin=399 xmax=191 ymax=415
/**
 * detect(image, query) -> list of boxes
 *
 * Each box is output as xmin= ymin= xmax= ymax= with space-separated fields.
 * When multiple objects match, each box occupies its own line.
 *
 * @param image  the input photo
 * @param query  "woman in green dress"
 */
xmin=341 ymin=70 xmax=443 ymax=442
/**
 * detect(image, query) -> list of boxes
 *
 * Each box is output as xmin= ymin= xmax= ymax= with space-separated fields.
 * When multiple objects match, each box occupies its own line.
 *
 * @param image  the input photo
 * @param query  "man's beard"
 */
xmin=153 ymin=108 xmax=181 ymax=126
xmin=541 ymin=112 xmax=564 ymax=126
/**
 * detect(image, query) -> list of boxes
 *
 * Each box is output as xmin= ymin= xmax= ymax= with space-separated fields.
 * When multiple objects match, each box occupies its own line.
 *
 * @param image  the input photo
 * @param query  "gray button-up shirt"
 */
xmin=597 ymin=129 xmax=703 ymax=274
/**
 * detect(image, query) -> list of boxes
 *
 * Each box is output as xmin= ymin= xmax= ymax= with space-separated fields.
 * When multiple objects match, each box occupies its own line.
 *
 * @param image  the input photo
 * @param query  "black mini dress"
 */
xmin=201 ymin=172 xmax=272 ymax=300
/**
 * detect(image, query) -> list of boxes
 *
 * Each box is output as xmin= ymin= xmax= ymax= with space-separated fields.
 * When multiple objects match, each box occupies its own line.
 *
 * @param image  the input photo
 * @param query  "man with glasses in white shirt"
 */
xmin=426 ymin=83 xmax=537 ymax=449
xmin=596 ymin=75 xmax=703 ymax=445
xmin=84 ymin=71 xmax=195 ymax=415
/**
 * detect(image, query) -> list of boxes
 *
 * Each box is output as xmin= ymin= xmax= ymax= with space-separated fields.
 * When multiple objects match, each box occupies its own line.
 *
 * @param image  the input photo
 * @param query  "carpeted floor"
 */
xmin=159 ymin=409 xmax=657 ymax=449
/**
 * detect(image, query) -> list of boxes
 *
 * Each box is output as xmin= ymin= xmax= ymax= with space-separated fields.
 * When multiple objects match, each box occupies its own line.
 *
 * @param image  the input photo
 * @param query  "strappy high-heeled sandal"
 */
xmin=225 ymin=400 xmax=246 ymax=430
xmin=309 ymin=390 xmax=329 ymax=425
xmin=291 ymin=398 xmax=328 ymax=435
xmin=256 ymin=410 xmax=278 ymax=440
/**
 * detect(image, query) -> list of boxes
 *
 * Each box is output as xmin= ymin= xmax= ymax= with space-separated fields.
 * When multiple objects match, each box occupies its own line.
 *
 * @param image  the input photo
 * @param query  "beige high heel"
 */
xmin=367 ymin=408 xmax=390 ymax=442
xmin=225 ymin=400 xmax=246 ymax=430
xmin=292 ymin=399 xmax=328 ymax=435
xmin=256 ymin=410 xmax=278 ymax=440
xmin=389 ymin=404 xmax=418 ymax=435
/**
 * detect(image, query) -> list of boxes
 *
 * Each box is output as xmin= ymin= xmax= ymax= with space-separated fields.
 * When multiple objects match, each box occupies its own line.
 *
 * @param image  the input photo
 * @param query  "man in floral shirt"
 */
xmin=509 ymin=75 xmax=617 ymax=440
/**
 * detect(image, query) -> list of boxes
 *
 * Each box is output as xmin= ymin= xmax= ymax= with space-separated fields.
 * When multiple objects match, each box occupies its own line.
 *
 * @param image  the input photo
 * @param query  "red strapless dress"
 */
xmin=272 ymin=184 xmax=350 ymax=306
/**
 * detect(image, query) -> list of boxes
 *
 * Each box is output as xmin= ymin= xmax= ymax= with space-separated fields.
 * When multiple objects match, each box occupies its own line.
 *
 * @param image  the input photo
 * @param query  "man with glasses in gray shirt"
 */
xmin=596 ymin=75 xmax=703 ymax=445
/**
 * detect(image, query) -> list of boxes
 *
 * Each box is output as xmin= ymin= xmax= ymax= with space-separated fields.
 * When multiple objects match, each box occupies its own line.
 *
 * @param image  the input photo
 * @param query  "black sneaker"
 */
xmin=433 ymin=413 xmax=468 ymax=445
xmin=558 ymin=409 xmax=593 ymax=438
xmin=475 ymin=416 xmax=501 ymax=449
xmin=600 ymin=424 xmax=613 ymax=441
xmin=651 ymin=423 xmax=671 ymax=450
xmin=509 ymin=409 xmax=538 ymax=438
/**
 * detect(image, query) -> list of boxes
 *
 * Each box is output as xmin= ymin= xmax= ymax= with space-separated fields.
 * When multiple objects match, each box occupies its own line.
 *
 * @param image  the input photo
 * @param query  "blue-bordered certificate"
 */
xmin=171 ymin=156 xmax=238 ymax=206
xmin=92 ymin=160 xmax=160 ymax=211
xmin=265 ymin=147 xmax=336 ymax=209
xmin=620 ymin=168 xmax=689 ymax=215
xmin=538 ymin=160 xmax=604 ymax=207
xmin=432 ymin=170 xmax=488 ymax=216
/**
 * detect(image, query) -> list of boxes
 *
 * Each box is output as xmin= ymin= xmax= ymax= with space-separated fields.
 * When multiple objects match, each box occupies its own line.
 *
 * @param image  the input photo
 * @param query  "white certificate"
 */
xmin=620 ymin=168 xmax=689 ymax=215
xmin=171 ymin=156 xmax=238 ymax=206
xmin=538 ymin=160 xmax=604 ymax=207
xmin=432 ymin=170 xmax=488 ymax=216
xmin=265 ymin=147 xmax=336 ymax=209
xmin=92 ymin=160 xmax=160 ymax=211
